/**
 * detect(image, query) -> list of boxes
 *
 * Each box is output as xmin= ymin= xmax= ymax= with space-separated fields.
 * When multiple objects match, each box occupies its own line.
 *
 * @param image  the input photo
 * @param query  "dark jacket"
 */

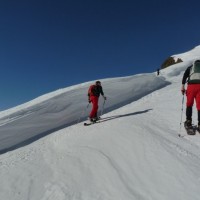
xmin=182 ymin=66 xmax=192 ymax=84
xmin=88 ymin=85 xmax=104 ymax=97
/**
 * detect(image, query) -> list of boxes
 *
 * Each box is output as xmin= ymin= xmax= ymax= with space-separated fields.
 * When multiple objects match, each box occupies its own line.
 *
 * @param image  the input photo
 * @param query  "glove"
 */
xmin=181 ymin=85 xmax=185 ymax=95
xmin=88 ymin=98 xmax=91 ymax=103
xmin=103 ymin=96 xmax=107 ymax=100
xmin=181 ymin=89 xmax=185 ymax=95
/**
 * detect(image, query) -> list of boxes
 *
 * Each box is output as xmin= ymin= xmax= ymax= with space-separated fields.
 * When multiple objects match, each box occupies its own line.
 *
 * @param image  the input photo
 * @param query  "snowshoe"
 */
xmin=184 ymin=120 xmax=196 ymax=135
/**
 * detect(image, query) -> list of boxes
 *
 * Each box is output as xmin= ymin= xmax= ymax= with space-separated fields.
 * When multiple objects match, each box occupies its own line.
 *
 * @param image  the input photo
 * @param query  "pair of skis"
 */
xmin=84 ymin=116 xmax=111 ymax=126
xmin=84 ymin=117 xmax=103 ymax=126
xmin=84 ymin=119 xmax=102 ymax=126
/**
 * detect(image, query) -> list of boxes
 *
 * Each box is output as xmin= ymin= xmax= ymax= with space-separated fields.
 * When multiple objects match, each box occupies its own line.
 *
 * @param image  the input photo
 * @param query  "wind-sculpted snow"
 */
xmin=0 ymin=73 xmax=169 ymax=153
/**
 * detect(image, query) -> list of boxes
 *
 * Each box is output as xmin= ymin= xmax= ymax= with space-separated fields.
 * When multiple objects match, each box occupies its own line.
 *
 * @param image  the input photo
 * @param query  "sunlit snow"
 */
xmin=0 ymin=46 xmax=200 ymax=200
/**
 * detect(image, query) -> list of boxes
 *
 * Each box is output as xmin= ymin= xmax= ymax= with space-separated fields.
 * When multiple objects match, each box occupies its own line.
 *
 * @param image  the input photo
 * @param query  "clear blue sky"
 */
xmin=0 ymin=0 xmax=200 ymax=110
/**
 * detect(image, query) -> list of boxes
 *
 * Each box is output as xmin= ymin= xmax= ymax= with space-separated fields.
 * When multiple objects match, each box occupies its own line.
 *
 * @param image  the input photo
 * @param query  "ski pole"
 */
xmin=100 ymin=98 xmax=106 ymax=116
xmin=179 ymin=94 xmax=185 ymax=137
xmin=77 ymin=103 xmax=89 ymax=124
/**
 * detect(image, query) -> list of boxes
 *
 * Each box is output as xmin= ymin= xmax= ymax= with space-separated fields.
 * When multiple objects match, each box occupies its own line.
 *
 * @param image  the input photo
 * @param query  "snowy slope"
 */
xmin=173 ymin=45 xmax=200 ymax=62
xmin=0 ymin=46 xmax=200 ymax=200
xmin=0 ymin=74 xmax=168 ymax=153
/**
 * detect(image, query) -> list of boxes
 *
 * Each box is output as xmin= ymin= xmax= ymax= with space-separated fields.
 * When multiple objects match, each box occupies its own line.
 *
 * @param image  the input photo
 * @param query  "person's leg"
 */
xmin=195 ymin=84 xmax=200 ymax=126
xmin=198 ymin=111 xmax=200 ymax=125
xmin=185 ymin=85 xmax=195 ymax=126
xmin=186 ymin=107 xmax=192 ymax=121
xmin=89 ymin=96 xmax=99 ymax=119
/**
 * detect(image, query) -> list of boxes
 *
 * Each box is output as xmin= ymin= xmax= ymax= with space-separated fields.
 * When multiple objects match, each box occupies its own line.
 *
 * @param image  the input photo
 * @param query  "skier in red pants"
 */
xmin=181 ymin=60 xmax=200 ymax=130
xmin=88 ymin=81 xmax=106 ymax=122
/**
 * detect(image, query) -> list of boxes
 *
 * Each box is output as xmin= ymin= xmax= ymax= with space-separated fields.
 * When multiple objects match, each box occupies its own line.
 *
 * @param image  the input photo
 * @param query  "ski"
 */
xmin=84 ymin=122 xmax=96 ymax=126
xmin=83 ymin=118 xmax=103 ymax=126
xmin=84 ymin=121 xmax=101 ymax=126
xmin=83 ymin=116 xmax=116 ymax=126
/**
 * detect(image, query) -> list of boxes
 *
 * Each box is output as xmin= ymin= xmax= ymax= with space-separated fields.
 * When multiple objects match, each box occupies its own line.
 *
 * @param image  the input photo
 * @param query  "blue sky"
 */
xmin=0 ymin=0 xmax=200 ymax=110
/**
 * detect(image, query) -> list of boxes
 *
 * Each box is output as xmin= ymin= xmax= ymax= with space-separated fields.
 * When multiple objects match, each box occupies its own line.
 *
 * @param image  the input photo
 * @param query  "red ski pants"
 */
xmin=186 ymin=84 xmax=200 ymax=110
xmin=89 ymin=96 xmax=99 ymax=118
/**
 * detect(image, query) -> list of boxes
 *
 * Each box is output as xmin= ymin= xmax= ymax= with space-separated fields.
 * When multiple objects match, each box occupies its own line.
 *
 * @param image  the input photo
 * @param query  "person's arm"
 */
xmin=100 ymin=86 xmax=106 ymax=100
xmin=182 ymin=67 xmax=191 ymax=84
xmin=181 ymin=66 xmax=191 ymax=94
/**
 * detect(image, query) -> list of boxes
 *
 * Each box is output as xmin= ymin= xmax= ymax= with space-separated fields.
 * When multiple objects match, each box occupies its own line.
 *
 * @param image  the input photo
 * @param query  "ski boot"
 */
xmin=88 ymin=117 xmax=97 ymax=123
xmin=184 ymin=120 xmax=192 ymax=129
xmin=197 ymin=123 xmax=200 ymax=133
xmin=184 ymin=120 xmax=195 ymax=135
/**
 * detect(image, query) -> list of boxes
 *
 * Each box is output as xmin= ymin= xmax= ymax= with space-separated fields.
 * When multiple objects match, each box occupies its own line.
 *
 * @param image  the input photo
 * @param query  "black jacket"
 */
xmin=88 ymin=85 xmax=104 ymax=97
xmin=182 ymin=66 xmax=192 ymax=84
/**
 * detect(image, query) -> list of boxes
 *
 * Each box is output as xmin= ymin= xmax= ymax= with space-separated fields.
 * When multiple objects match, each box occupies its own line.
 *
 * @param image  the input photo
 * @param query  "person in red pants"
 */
xmin=181 ymin=60 xmax=200 ymax=129
xmin=88 ymin=81 xmax=106 ymax=122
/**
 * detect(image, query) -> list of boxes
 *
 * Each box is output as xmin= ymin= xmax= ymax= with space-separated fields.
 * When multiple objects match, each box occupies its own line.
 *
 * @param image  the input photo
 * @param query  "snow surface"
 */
xmin=0 ymin=46 xmax=200 ymax=200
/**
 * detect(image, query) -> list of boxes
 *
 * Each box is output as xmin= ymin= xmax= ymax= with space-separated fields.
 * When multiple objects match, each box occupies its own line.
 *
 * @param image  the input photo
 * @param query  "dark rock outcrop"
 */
xmin=161 ymin=57 xmax=183 ymax=69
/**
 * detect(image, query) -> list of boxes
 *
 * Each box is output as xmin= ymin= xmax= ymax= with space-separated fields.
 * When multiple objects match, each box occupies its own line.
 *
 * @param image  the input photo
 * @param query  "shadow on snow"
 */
xmin=94 ymin=109 xmax=153 ymax=124
xmin=0 ymin=109 xmax=152 ymax=154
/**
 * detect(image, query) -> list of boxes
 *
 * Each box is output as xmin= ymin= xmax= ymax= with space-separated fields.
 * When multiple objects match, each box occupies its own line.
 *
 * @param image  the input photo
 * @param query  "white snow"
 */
xmin=0 ymin=46 xmax=200 ymax=200
xmin=173 ymin=45 xmax=200 ymax=63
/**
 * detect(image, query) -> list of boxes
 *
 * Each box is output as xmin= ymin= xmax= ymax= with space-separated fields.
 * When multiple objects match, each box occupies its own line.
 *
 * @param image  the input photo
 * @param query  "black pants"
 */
xmin=186 ymin=106 xmax=200 ymax=124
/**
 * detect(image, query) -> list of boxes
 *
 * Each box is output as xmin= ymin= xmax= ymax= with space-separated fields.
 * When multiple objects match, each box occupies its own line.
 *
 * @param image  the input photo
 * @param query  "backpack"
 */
xmin=189 ymin=60 xmax=200 ymax=83
xmin=88 ymin=85 xmax=96 ymax=96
